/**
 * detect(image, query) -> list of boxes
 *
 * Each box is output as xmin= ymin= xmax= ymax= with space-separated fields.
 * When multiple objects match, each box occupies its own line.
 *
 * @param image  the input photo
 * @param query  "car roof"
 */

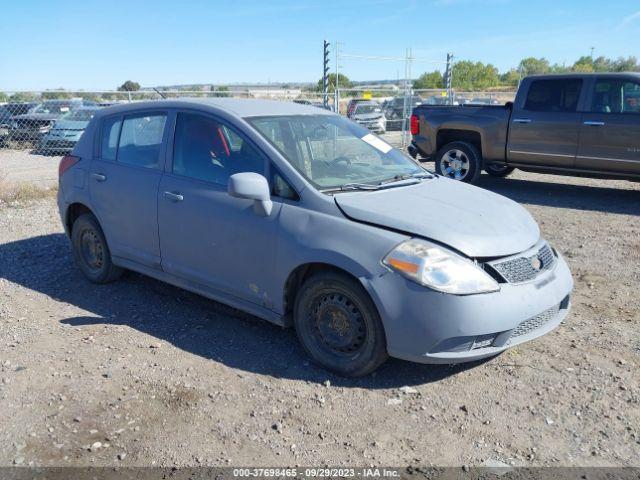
xmin=92 ymin=98 xmax=334 ymax=119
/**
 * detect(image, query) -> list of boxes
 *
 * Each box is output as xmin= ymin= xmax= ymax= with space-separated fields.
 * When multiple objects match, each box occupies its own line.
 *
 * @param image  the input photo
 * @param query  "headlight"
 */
xmin=383 ymin=239 xmax=499 ymax=295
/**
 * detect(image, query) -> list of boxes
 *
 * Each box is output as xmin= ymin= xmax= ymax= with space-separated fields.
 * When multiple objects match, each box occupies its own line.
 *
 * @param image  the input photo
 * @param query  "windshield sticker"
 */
xmin=361 ymin=133 xmax=392 ymax=154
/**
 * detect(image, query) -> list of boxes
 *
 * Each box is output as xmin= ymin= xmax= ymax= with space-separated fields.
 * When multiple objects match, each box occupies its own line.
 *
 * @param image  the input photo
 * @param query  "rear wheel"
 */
xmin=71 ymin=213 xmax=123 ymax=284
xmin=294 ymin=271 xmax=388 ymax=377
xmin=434 ymin=141 xmax=481 ymax=184
xmin=485 ymin=163 xmax=515 ymax=177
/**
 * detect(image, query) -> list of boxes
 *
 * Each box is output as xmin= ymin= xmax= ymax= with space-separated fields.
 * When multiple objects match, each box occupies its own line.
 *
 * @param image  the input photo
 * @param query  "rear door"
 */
xmin=507 ymin=78 xmax=584 ymax=167
xmin=89 ymin=111 xmax=168 ymax=269
xmin=576 ymin=76 xmax=640 ymax=175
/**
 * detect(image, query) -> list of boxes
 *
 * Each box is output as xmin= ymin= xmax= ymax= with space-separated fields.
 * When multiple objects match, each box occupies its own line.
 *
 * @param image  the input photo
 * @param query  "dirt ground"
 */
xmin=0 ymin=159 xmax=638 ymax=468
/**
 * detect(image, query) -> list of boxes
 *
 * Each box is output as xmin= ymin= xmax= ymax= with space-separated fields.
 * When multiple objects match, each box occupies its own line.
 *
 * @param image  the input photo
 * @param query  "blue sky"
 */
xmin=1 ymin=0 xmax=639 ymax=90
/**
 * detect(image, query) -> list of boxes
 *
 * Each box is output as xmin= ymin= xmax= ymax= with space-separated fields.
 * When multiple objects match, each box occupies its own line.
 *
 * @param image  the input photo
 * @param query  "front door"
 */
xmin=576 ymin=76 xmax=640 ymax=175
xmin=157 ymin=111 xmax=281 ymax=308
xmin=507 ymin=78 xmax=584 ymax=168
xmin=89 ymin=111 xmax=168 ymax=269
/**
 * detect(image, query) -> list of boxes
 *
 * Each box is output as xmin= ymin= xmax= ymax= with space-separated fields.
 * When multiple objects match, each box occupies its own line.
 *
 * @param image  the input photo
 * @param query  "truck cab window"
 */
xmin=524 ymin=79 xmax=582 ymax=113
xmin=592 ymin=79 xmax=640 ymax=114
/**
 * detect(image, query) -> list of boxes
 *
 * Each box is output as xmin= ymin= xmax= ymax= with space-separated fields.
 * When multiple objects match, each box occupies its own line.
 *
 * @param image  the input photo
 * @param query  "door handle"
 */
xmin=512 ymin=118 xmax=532 ymax=124
xmin=583 ymin=121 xmax=605 ymax=126
xmin=163 ymin=191 xmax=184 ymax=202
xmin=91 ymin=173 xmax=106 ymax=182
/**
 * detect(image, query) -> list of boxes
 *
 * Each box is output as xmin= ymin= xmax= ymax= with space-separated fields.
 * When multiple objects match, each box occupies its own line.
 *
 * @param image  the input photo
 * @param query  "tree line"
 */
xmin=413 ymin=55 xmax=640 ymax=91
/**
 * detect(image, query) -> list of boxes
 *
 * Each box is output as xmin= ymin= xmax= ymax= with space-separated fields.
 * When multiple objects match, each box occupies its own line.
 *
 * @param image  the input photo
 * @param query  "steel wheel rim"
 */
xmin=310 ymin=292 xmax=366 ymax=355
xmin=80 ymin=229 xmax=104 ymax=270
xmin=441 ymin=149 xmax=470 ymax=180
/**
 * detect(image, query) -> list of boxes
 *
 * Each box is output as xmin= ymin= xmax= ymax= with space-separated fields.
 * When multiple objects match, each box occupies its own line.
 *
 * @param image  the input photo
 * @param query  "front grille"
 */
xmin=490 ymin=243 xmax=555 ymax=284
xmin=509 ymin=303 xmax=560 ymax=342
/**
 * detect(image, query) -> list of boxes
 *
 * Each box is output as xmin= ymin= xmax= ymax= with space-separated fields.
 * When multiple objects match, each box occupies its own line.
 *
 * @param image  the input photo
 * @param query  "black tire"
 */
xmin=71 ymin=213 xmax=123 ymax=284
xmin=485 ymin=163 xmax=515 ymax=177
xmin=434 ymin=141 xmax=482 ymax=184
xmin=293 ymin=271 xmax=388 ymax=377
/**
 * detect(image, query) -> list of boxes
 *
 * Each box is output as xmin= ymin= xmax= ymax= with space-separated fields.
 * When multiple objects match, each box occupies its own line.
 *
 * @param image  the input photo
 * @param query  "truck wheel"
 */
xmin=293 ymin=271 xmax=388 ymax=377
xmin=435 ymin=141 xmax=481 ymax=184
xmin=485 ymin=164 xmax=515 ymax=177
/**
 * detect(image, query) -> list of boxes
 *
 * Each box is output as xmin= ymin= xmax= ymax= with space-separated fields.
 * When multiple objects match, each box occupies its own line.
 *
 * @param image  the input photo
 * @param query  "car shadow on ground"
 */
xmin=1 ymin=233 xmax=486 ymax=389
xmin=476 ymin=173 xmax=640 ymax=215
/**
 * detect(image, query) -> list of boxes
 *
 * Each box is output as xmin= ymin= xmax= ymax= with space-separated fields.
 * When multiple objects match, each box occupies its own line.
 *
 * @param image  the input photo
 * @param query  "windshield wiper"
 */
xmin=321 ymin=182 xmax=382 ymax=193
xmin=377 ymin=172 xmax=432 ymax=185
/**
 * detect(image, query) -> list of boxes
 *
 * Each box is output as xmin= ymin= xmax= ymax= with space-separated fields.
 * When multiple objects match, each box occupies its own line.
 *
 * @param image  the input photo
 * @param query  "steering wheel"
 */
xmin=327 ymin=156 xmax=352 ymax=166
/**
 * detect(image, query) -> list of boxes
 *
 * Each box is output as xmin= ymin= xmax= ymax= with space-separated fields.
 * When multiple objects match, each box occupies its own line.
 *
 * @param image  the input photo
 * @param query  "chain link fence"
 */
xmin=0 ymin=87 xmax=516 ymax=171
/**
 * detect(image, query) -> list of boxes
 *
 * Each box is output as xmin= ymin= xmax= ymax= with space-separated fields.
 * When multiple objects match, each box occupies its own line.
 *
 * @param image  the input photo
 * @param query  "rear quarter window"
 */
xmin=100 ymin=116 xmax=121 ymax=161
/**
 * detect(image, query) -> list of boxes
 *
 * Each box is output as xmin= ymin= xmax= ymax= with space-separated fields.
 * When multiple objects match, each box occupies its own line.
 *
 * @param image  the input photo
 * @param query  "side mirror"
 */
xmin=228 ymin=172 xmax=273 ymax=216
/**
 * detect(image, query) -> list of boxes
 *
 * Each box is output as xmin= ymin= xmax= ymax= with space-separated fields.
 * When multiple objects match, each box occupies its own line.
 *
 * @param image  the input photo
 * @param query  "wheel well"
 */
xmin=282 ymin=263 xmax=360 ymax=327
xmin=66 ymin=203 xmax=93 ymax=235
xmin=437 ymin=129 xmax=482 ymax=155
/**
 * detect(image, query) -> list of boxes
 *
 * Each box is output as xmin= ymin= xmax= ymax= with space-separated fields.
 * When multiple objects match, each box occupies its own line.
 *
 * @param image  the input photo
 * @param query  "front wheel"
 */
xmin=294 ymin=271 xmax=388 ymax=377
xmin=434 ymin=141 xmax=482 ymax=184
xmin=485 ymin=163 xmax=515 ymax=177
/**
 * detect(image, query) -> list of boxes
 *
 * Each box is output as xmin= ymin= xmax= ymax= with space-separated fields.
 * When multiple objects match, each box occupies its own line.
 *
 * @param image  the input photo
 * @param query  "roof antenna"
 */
xmin=153 ymin=88 xmax=166 ymax=99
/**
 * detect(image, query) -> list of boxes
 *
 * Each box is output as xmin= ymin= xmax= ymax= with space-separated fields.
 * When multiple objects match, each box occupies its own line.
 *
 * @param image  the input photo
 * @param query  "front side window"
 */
xmin=100 ymin=116 xmax=121 ymax=161
xmin=248 ymin=115 xmax=424 ymax=190
xmin=592 ymin=79 xmax=640 ymax=114
xmin=172 ymin=112 xmax=265 ymax=185
xmin=117 ymin=113 xmax=167 ymax=169
xmin=524 ymin=79 xmax=582 ymax=112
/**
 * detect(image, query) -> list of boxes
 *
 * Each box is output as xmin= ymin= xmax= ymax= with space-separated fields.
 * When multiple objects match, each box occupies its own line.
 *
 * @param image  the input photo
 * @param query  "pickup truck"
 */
xmin=409 ymin=73 xmax=640 ymax=184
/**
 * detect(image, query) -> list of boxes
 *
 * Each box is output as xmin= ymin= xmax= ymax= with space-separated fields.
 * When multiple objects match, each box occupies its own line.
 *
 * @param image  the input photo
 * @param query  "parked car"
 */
xmin=0 ymin=102 xmax=38 ymax=143
xmin=410 ymin=73 xmax=640 ymax=183
xmin=350 ymin=101 xmax=386 ymax=133
xmin=383 ymin=95 xmax=423 ymax=130
xmin=39 ymin=106 xmax=102 ymax=155
xmin=346 ymin=98 xmax=373 ymax=118
xmin=8 ymin=99 xmax=83 ymax=144
xmin=58 ymin=99 xmax=573 ymax=376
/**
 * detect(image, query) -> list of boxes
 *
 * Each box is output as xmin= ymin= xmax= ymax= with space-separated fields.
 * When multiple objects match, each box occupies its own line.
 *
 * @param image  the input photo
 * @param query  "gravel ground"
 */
xmin=0 ymin=150 xmax=61 ymax=188
xmin=0 ymin=167 xmax=639 ymax=468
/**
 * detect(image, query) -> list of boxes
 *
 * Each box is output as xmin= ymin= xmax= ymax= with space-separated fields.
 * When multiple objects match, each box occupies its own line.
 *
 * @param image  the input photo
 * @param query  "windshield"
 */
xmin=355 ymin=104 xmax=381 ymax=115
xmin=33 ymin=102 xmax=77 ymax=115
xmin=248 ymin=114 xmax=425 ymax=190
xmin=61 ymin=109 xmax=98 ymax=121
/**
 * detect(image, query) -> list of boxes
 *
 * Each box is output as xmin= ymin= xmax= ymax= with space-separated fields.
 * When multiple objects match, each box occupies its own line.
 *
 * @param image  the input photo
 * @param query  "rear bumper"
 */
xmin=361 ymin=252 xmax=573 ymax=364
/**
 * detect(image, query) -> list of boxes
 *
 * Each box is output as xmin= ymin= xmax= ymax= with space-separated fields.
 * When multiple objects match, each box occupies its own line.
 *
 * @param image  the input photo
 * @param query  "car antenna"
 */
xmin=153 ymin=88 xmax=167 ymax=99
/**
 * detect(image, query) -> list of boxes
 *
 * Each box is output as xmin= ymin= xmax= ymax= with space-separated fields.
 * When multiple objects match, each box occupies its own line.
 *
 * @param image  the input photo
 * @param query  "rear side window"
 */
xmin=117 ymin=113 xmax=167 ymax=169
xmin=524 ymin=79 xmax=582 ymax=113
xmin=591 ymin=79 xmax=640 ymax=114
xmin=100 ymin=116 xmax=121 ymax=161
xmin=172 ymin=112 xmax=265 ymax=185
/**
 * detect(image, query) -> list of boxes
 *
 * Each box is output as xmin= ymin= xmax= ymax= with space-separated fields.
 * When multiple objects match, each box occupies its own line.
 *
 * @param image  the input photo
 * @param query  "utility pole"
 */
xmin=334 ymin=41 xmax=340 ymax=113
xmin=322 ymin=40 xmax=330 ymax=109
xmin=444 ymin=52 xmax=453 ymax=105
xmin=401 ymin=48 xmax=413 ymax=148
xmin=590 ymin=46 xmax=595 ymax=59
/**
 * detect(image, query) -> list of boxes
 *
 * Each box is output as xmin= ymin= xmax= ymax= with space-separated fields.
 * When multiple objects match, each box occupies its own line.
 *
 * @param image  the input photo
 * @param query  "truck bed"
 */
xmin=411 ymin=103 xmax=512 ymax=162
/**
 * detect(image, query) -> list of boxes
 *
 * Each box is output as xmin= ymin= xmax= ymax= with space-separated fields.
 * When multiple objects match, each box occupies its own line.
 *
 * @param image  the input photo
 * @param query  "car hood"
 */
xmin=51 ymin=120 xmax=89 ymax=131
xmin=12 ymin=113 xmax=61 ymax=121
xmin=353 ymin=113 xmax=384 ymax=121
xmin=334 ymin=177 xmax=540 ymax=258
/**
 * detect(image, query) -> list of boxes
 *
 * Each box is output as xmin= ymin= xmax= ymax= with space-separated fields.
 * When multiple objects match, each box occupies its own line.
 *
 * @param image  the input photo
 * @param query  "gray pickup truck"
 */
xmin=409 ymin=73 xmax=640 ymax=184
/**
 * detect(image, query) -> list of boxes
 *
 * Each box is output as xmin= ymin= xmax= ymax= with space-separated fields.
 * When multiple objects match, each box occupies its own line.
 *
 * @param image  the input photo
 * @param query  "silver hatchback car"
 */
xmin=57 ymin=99 xmax=573 ymax=377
